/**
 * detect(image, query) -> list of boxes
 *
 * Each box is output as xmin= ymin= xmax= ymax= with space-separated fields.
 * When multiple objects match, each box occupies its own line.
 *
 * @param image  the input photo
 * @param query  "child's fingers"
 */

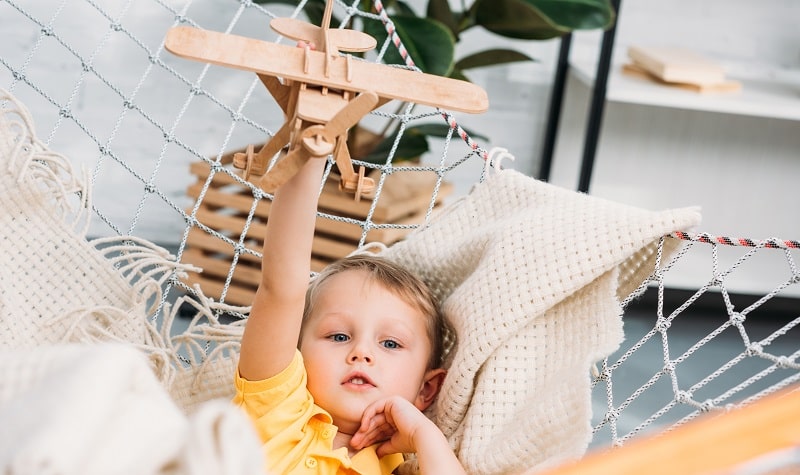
xmin=375 ymin=439 xmax=407 ymax=459
xmin=353 ymin=415 xmax=393 ymax=448
xmin=352 ymin=427 xmax=389 ymax=449
xmin=359 ymin=400 xmax=392 ymax=433
xmin=353 ymin=402 xmax=399 ymax=449
xmin=360 ymin=424 xmax=394 ymax=447
xmin=295 ymin=40 xmax=316 ymax=50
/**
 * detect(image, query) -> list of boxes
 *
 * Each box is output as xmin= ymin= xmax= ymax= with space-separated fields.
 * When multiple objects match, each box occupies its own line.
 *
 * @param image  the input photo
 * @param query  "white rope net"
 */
xmin=593 ymin=233 xmax=800 ymax=448
xmin=2 ymin=0 xmax=798 ymax=456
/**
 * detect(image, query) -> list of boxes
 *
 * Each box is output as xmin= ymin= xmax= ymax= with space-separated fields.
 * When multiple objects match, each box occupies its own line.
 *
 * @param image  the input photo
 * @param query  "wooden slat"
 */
xmin=187 ymin=194 xmax=421 ymax=244
xmin=185 ymin=228 xmax=262 ymax=264
xmin=311 ymin=257 xmax=332 ymax=272
xmin=183 ymin=248 xmax=262 ymax=284
xmin=185 ymin=221 xmax=355 ymax=270
xmin=193 ymin=207 xmax=266 ymax=240
xmin=314 ymin=210 xmax=425 ymax=243
xmin=190 ymin=161 xmax=244 ymax=185
xmin=189 ymin=160 xmax=452 ymax=223
xmin=317 ymin=178 xmax=452 ymax=222
xmin=190 ymin=207 xmax=365 ymax=250
xmin=311 ymin=234 xmax=358 ymax=260
xmin=539 ymin=386 xmax=800 ymax=475
xmin=187 ymin=183 xmax=271 ymax=217
xmin=189 ymin=195 xmax=427 ymax=245
xmin=182 ymin=273 xmax=255 ymax=307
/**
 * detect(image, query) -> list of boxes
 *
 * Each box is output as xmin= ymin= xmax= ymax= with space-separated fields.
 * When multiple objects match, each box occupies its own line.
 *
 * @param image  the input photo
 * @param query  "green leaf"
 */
xmin=455 ymin=48 xmax=535 ymax=70
xmin=393 ymin=1 xmax=418 ymax=17
xmin=474 ymin=0 xmax=566 ymax=39
xmin=362 ymin=130 xmax=429 ymax=163
xmin=448 ymin=68 xmax=470 ymax=82
xmin=474 ymin=0 xmax=615 ymax=40
xmin=252 ymin=0 xmax=328 ymax=27
xmin=409 ymin=122 xmax=489 ymax=142
xmin=252 ymin=0 xmax=299 ymax=4
xmin=360 ymin=122 xmax=488 ymax=163
xmin=427 ymin=0 xmax=460 ymax=39
xmin=363 ymin=15 xmax=455 ymax=77
xmin=526 ymin=0 xmax=615 ymax=30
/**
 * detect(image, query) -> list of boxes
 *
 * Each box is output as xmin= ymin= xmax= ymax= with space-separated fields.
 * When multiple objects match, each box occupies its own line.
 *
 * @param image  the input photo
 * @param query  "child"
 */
xmin=233 ymin=153 xmax=465 ymax=474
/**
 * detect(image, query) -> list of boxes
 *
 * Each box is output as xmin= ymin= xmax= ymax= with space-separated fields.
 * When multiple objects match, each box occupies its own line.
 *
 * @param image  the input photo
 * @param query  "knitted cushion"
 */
xmin=382 ymin=168 xmax=701 ymax=474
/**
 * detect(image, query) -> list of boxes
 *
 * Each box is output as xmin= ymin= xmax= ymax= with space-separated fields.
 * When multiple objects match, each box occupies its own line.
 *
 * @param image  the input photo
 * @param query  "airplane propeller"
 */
xmin=257 ymin=89 xmax=379 ymax=197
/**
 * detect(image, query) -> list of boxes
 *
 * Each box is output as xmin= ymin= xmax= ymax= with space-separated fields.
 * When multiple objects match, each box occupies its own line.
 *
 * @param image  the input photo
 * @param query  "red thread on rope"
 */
xmin=372 ymin=0 xmax=485 ymax=161
xmin=670 ymin=232 xmax=800 ymax=250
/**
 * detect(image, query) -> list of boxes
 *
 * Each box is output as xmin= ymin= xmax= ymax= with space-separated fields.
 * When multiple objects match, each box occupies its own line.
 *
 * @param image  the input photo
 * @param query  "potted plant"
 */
xmin=255 ymin=0 xmax=616 ymax=163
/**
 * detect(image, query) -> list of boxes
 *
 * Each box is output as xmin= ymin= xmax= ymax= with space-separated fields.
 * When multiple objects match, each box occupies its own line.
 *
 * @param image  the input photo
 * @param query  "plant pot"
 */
xmin=180 ymin=148 xmax=450 ymax=306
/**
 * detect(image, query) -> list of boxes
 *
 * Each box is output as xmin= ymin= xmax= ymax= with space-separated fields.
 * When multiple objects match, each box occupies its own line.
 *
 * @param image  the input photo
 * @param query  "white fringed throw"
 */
xmin=0 ymin=89 xmax=262 ymax=475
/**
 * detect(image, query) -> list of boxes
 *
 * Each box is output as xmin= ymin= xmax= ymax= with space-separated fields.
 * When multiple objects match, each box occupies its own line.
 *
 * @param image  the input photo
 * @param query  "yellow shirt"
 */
xmin=233 ymin=351 xmax=404 ymax=474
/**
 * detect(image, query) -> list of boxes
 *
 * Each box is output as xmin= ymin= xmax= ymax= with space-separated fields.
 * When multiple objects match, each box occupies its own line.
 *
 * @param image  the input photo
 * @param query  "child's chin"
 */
xmin=334 ymin=405 xmax=376 ymax=430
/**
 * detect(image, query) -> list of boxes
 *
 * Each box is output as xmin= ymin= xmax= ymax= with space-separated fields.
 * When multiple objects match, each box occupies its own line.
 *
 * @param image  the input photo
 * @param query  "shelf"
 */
xmin=570 ymin=59 xmax=800 ymax=121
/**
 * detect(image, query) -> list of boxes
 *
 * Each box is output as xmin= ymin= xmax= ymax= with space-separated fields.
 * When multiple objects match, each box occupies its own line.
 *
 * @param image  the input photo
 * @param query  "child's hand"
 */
xmin=352 ymin=396 xmax=466 ymax=474
xmin=350 ymin=396 xmax=433 ymax=457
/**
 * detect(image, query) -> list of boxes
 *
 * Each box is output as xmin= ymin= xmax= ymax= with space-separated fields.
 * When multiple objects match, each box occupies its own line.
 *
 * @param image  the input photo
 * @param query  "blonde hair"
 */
xmin=302 ymin=253 xmax=446 ymax=369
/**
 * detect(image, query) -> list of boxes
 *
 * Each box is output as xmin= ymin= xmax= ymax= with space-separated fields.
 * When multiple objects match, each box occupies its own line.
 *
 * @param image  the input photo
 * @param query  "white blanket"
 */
xmin=382 ymin=168 xmax=701 ymax=473
xmin=0 ymin=344 xmax=263 ymax=475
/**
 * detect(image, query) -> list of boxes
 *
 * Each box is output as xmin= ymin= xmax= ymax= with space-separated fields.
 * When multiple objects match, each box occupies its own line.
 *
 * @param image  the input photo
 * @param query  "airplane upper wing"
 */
xmin=269 ymin=17 xmax=377 ymax=53
xmin=164 ymin=26 xmax=488 ymax=114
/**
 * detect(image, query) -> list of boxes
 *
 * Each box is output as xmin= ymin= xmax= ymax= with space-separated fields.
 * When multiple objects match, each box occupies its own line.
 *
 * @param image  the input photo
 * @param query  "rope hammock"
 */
xmin=1 ymin=0 xmax=798 ymax=474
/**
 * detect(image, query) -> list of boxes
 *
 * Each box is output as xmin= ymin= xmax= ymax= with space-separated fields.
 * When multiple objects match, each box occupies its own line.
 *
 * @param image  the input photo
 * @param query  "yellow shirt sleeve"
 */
xmin=233 ymin=350 xmax=322 ymax=442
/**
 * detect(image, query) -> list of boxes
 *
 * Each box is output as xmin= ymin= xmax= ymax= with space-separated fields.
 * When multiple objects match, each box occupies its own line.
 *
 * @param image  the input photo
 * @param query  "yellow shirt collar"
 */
xmin=351 ymin=445 xmax=405 ymax=474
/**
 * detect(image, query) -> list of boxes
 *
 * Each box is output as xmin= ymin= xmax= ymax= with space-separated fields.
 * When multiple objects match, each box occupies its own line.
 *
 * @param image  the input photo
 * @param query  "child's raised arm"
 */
xmin=237 ymin=155 xmax=327 ymax=381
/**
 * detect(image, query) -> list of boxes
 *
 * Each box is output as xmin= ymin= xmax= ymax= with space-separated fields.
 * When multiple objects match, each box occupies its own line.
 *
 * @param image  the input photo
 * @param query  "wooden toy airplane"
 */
xmin=164 ymin=0 xmax=488 ymax=200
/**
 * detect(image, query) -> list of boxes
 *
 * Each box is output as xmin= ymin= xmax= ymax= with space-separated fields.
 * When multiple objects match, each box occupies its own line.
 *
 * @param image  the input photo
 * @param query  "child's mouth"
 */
xmin=343 ymin=373 xmax=375 ymax=388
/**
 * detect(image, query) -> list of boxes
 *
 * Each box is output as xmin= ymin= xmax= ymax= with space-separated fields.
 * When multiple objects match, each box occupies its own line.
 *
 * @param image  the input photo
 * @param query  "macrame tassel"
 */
xmin=1 ymin=88 xmax=92 ymax=237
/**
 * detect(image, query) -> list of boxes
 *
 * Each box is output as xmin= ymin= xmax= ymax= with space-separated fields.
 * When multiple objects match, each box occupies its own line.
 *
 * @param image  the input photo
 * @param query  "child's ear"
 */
xmin=414 ymin=368 xmax=446 ymax=411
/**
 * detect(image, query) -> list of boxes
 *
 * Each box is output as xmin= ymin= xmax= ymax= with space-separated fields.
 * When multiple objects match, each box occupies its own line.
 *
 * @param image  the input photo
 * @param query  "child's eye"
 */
xmin=381 ymin=339 xmax=401 ymax=349
xmin=329 ymin=333 xmax=349 ymax=342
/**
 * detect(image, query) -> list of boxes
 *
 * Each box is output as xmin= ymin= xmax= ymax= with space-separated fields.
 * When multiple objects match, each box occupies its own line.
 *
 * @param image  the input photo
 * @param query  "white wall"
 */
xmin=549 ymin=0 xmax=800 ymax=295
xmin=571 ymin=0 xmax=800 ymax=69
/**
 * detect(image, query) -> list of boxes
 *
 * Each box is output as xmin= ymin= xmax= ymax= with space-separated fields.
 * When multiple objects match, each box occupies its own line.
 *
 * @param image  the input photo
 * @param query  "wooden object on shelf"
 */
xmin=180 ymin=152 xmax=452 ymax=306
xmin=537 ymin=385 xmax=800 ymax=475
xmin=627 ymin=46 xmax=728 ymax=85
xmin=621 ymin=63 xmax=742 ymax=94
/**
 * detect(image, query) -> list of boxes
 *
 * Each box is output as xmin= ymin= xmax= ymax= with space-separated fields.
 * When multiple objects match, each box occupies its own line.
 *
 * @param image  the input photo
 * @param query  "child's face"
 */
xmin=299 ymin=269 xmax=437 ymax=435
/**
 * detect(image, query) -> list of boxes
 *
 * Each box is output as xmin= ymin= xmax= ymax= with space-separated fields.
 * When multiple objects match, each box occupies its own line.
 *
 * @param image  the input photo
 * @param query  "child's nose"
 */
xmin=348 ymin=345 xmax=373 ymax=364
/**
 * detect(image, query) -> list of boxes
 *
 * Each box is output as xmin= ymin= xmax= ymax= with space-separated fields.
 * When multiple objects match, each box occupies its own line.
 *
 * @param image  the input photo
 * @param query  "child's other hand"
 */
xmin=353 ymin=396 xmax=466 ymax=474
xmin=350 ymin=396 xmax=434 ymax=457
